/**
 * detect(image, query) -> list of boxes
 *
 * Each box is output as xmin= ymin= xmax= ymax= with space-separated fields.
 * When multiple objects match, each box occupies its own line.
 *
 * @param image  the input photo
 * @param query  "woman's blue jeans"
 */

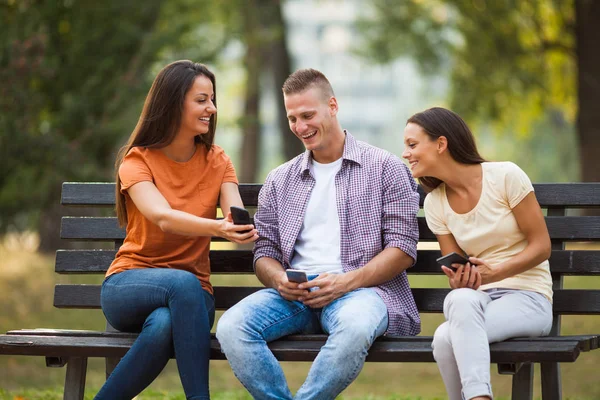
xmin=94 ymin=268 xmax=215 ymax=400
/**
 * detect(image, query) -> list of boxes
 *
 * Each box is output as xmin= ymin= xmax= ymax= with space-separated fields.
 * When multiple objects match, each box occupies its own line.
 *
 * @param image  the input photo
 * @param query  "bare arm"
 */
xmin=219 ymin=181 xmax=245 ymax=218
xmin=471 ymin=191 xmax=551 ymax=284
xmin=127 ymin=181 xmax=257 ymax=243
xmin=329 ymin=247 xmax=413 ymax=290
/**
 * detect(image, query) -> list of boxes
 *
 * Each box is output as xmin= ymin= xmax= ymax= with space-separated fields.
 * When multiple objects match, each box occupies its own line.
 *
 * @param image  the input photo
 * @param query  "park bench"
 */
xmin=0 ymin=181 xmax=599 ymax=400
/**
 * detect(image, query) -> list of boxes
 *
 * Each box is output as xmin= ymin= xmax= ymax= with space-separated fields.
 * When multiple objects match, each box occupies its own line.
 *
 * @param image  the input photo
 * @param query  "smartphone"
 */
xmin=230 ymin=206 xmax=251 ymax=233
xmin=286 ymin=269 xmax=308 ymax=283
xmin=436 ymin=252 xmax=469 ymax=272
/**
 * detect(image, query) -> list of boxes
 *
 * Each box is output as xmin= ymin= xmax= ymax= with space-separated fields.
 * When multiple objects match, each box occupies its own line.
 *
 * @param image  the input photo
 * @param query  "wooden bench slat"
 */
xmin=532 ymin=183 xmax=600 ymax=208
xmin=60 ymin=217 xmax=233 ymax=241
xmin=61 ymin=183 xmax=115 ymax=207
xmin=55 ymin=250 xmax=118 ymax=274
xmin=265 ymin=338 xmax=581 ymax=363
xmin=60 ymin=216 xmax=600 ymax=241
xmin=55 ymin=249 xmax=600 ymax=275
xmin=8 ymin=329 xmax=597 ymax=352
xmin=53 ymin=285 xmax=600 ymax=314
xmin=53 ymin=285 xmax=262 ymax=310
xmin=0 ymin=333 xmax=581 ymax=363
xmin=61 ymin=182 xmax=600 ymax=208
xmin=61 ymin=182 xmax=262 ymax=207
xmin=55 ymin=250 xmax=255 ymax=274
xmin=546 ymin=216 xmax=600 ymax=241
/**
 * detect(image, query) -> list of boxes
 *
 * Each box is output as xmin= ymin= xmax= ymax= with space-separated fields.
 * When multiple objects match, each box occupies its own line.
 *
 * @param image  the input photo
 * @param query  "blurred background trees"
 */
xmin=358 ymin=0 xmax=600 ymax=183
xmin=0 ymin=0 xmax=221 ymax=251
xmin=0 ymin=0 xmax=299 ymax=251
xmin=1 ymin=0 xmax=598 ymax=252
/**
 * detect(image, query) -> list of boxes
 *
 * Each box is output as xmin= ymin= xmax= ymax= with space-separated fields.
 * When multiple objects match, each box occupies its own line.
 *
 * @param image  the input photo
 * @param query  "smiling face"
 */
xmin=402 ymin=122 xmax=441 ymax=178
xmin=284 ymin=86 xmax=338 ymax=156
xmin=179 ymin=75 xmax=216 ymax=139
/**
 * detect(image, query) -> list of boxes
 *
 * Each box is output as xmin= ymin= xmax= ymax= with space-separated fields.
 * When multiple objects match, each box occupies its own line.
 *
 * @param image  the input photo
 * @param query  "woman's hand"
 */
xmin=217 ymin=213 xmax=258 ymax=244
xmin=442 ymin=262 xmax=481 ymax=290
xmin=468 ymin=257 xmax=496 ymax=285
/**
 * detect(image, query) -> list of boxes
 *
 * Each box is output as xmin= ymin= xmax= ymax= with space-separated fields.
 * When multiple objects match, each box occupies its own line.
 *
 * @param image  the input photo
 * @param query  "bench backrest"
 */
xmin=56 ymin=182 xmax=600 ymax=334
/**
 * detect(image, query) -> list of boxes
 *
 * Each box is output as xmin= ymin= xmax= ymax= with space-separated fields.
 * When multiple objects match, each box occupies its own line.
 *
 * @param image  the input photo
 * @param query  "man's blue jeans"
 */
xmin=216 ymin=286 xmax=388 ymax=400
xmin=95 ymin=268 xmax=215 ymax=400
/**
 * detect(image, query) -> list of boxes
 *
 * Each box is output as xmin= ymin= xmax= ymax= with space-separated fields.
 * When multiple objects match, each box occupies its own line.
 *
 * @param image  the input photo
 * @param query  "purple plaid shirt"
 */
xmin=253 ymin=132 xmax=421 ymax=336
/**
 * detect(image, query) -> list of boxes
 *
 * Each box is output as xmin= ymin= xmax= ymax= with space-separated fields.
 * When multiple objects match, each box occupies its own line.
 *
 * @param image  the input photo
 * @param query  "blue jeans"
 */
xmin=95 ymin=268 xmax=215 ymax=400
xmin=216 ymin=287 xmax=388 ymax=400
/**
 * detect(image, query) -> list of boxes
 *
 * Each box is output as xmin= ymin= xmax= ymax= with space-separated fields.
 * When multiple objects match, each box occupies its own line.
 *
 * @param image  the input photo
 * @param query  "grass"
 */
xmin=0 ymin=389 xmax=441 ymax=400
xmin=1 ymin=234 xmax=599 ymax=399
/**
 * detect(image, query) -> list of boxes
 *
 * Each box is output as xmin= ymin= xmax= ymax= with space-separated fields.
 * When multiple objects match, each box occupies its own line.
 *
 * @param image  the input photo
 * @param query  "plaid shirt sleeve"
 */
xmin=381 ymin=155 xmax=420 ymax=263
xmin=252 ymin=172 xmax=284 ymax=268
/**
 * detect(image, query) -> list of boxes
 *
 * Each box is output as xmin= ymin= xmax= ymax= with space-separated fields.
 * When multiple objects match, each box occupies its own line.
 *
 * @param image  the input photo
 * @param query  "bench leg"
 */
xmin=63 ymin=357 xmax=87 ymax=400
xmin=106 ymin=356 xmax=120 ymax=379
xmin=511 ymin=362 xmax=533 ymax=400
xmin=541 ymin=362 xmax=562 ymax=400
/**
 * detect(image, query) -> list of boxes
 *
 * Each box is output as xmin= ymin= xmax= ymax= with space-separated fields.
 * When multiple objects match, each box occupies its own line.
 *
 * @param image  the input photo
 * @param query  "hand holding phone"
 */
xmin=230 ymin=206 xmax=251 ymax=233
xmin=286 ymin=269 xmax=308 ymax=283
xmin=436 ymin=252 xmax=470 ymax=272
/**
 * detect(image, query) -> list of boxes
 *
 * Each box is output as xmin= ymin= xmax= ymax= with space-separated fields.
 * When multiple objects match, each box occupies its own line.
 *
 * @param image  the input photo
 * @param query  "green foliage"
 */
xmin=358 ymin=0 xmax=576 ymax=131
xmin=0 ymin=1 xmax=223 ymax=234
xmin=357 ymin=0 xmax=582 ymax=183
xmin=0 ymin=1 xmax=154 ymax=231
xmin=0 ymin=0 xmax=295 ymax=241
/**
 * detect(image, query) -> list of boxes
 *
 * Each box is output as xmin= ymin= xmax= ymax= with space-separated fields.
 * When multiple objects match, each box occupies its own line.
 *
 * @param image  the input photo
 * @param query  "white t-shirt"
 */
xmin=424 ymin=162 xmax=553 ymax=302
xmin=290 ymin=157 xmax=344 ymax=275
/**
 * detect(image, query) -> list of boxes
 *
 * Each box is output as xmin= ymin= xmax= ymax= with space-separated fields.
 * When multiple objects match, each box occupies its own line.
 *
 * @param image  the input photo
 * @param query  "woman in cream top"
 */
xmin=402 ymin=107 xmax=553 ymax=400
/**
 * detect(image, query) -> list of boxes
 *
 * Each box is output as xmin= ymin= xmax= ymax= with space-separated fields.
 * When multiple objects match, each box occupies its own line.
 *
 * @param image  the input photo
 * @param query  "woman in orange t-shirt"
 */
xmin=94 ymin=60 xmax=258 ymax=400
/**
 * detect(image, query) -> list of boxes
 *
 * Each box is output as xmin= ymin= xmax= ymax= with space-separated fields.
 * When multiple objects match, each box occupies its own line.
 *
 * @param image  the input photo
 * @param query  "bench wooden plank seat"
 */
xmin=0 ymin=331 xmax=588 ymax=363
xmin=1 ymin=181 xmax=599 ymax=400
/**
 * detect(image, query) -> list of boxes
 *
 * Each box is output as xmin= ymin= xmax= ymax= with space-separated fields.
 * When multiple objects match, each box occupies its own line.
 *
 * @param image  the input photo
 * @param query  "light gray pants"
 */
xmin=432 ymin=288 xmax=553 ymax=400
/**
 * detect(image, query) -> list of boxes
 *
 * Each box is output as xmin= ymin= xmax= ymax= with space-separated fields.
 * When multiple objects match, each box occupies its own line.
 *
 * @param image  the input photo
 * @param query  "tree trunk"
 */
xmin=576 ymin=0 xmax=600 ymax=183
xmin=239 ymin=1 xmax=262 ymax=183
xmin=267 ymin=0 xmax=304 ymax=161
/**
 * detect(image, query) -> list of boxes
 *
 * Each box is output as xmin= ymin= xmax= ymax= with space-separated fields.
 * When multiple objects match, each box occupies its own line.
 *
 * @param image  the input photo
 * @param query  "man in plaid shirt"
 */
xmin=217 ymin=68 xmax=420 ymax=400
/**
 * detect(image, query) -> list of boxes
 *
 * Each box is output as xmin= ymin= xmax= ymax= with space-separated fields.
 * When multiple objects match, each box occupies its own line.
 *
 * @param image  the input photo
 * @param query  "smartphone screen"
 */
xmin=436 ymin=252 xmax=469 ymax=271
xmin=230 ymin=206 xmax=250 ymax=225
xmin=286 ymin=269 xmax=308 ymax=283
xmin=230 ymin=206 xmax=251 ymax=234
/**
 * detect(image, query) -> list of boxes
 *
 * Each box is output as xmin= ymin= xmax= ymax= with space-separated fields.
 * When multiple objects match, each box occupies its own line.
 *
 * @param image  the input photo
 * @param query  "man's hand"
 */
xmin=442 ymin=263 xmax=481 ymax=290
xmin=297 ymin=273 xmax=349 ymax=308
xmin=274 ymin=270 xmax=309 ymax=301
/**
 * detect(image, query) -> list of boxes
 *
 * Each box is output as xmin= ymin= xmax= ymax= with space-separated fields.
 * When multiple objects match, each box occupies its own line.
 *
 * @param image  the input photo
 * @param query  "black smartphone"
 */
xmin=286 ymin=269 xmax=308 ymax=283
xmin=230 ymin=206 xmax=251 ymax=233
xmin=436 ymin=252 xmax=470 ymax=272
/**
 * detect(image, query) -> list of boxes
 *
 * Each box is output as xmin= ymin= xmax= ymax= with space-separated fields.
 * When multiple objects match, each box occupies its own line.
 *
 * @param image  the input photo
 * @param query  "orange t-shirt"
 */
xmin=106 ymin=144 xmax=238 ymax=295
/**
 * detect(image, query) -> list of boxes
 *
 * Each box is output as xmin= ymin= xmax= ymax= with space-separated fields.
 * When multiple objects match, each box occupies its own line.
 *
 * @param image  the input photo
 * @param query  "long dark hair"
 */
xmin=407 ymin=107 xmax=485 ymax=191
xmin=115 ymin=60 xmax=217 ymax=226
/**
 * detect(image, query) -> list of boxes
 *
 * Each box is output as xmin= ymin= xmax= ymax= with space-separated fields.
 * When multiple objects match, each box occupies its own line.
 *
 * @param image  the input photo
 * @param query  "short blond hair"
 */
xmin=282 ymin=68 xmax=334 ymax=100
